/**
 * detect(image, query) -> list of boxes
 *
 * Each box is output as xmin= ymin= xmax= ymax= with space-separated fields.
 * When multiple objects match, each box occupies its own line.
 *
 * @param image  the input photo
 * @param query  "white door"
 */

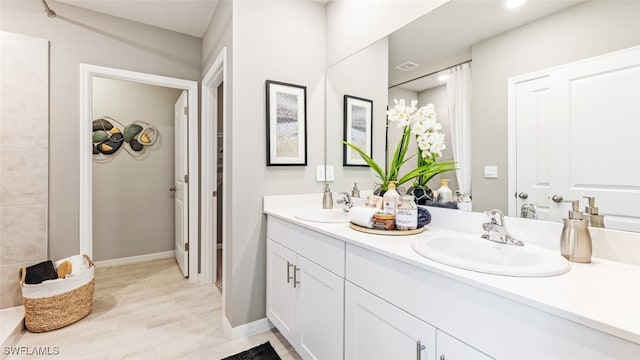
xmin=296 ymin=256 xmax=344 ymax=360
xmin=550 ymin=48 xmax=640 ymax=232
xmin=436 ymin=331 xmax=493 ymax=360
xmin=345 ymin=282 xmax=435 ymax=360
xmin=174 ymin=91 xmax=189 ymax=276
xmin=512 ymin=75 xmax=557 ymax=221
xmin=512 ymin=47 xmax=640 ymax=231
xmin=266 ymin=239 xmax=297 ymax=342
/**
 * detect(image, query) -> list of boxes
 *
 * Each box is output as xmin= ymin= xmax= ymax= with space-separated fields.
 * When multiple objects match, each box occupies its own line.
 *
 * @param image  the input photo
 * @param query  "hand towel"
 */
xmin=349 ymin=206 xmax=379 ymax=228
xmin=54 ymin=255 xmax=90 ymax=277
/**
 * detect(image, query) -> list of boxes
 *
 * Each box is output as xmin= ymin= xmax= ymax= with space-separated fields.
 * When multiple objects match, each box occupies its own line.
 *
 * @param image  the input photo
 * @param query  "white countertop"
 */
xmin=263 ymin=201 xmax=640 ymax=345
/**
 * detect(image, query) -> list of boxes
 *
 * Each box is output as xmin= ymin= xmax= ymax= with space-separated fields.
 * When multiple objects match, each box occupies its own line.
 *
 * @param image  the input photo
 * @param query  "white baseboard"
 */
xmin=222 ymin=316 xmax=273 ymax=340
xmin=94 ymin=251 xmax=174 ymax=268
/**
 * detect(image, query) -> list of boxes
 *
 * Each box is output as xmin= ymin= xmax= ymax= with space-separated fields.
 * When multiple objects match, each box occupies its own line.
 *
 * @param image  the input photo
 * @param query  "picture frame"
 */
xmin=343 ymin=95 xmax=373 ymax=166
xmin=265 ymin=80 xmax=308 ymax=166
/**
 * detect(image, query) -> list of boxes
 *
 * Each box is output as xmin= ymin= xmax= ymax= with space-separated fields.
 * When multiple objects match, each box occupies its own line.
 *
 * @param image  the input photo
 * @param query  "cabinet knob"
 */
xmin=517 ymin=192 xmax=528 ymax=199
xmin=169 ymin=186 xmax=177 ymax=192
xmin=439 ymin=354 xmax=447 ymax=360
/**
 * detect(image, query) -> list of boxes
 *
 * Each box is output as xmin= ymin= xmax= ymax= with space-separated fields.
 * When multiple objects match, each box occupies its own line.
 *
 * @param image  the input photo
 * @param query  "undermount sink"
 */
xmin=412 ymin=232 xmax=570 ymax=277
xmin=295 ymin=208 xmax=350 ymax=223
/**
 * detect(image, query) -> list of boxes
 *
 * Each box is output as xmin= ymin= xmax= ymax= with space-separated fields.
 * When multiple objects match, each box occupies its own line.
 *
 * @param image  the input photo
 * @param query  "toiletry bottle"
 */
xmin=383 ymin=181 xmax=400 ymax=216
xmin=396 ymin=195 xmax=417 ymax=230
xmin=351 ymin=182 xmax=360 ymax=198
xmin=436 ymin=179 xmax=453 ymax=203
xmin=583 ymin=196 xmax=605 ymax=228
xmin=322 ymin=183 xmax=333 ymax=209
xmin=560 ymin=200 xmax=592 ymax=263
xmin=454 ymin=190 xmax=472 ymax=211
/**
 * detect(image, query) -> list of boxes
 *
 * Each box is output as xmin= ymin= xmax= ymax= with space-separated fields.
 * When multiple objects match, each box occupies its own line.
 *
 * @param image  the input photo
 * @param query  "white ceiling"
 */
xmin=55 ymin=0 xmax=221 ymax=38
xmin=390 ymin=0 xmax=584 ymax=91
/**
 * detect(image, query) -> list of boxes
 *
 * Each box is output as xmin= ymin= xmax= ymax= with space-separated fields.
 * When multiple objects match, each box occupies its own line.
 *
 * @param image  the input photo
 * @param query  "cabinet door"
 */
xmin=296 ymin=256 xmax=344 ymax=360
xmin=266 ymin=239 xmax=297 ymax=342
xmin=437 ymin=331 xmax=492 ymax=360
xmin=345 ymin=282 xmax=436 ymax=360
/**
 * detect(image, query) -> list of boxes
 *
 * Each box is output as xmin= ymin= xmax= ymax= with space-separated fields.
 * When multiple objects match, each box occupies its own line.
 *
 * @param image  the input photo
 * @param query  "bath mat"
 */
xmin=221 ymin=341 xmax=281 ymax=360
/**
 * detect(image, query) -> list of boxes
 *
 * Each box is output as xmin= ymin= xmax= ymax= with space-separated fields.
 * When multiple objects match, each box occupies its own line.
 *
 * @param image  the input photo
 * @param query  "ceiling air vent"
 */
xmin=395 ymin=61 xmax=419 ymax=71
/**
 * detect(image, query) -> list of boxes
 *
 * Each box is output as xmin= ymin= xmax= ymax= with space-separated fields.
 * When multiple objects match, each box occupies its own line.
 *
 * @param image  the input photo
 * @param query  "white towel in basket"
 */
xmin=54 ymin=255 xmax=90 ymax=277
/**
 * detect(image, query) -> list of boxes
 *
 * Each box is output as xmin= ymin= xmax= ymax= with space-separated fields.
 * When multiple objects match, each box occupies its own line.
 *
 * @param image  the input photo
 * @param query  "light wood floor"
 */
xmin=9 ymin=259 xmax=300 ymax=360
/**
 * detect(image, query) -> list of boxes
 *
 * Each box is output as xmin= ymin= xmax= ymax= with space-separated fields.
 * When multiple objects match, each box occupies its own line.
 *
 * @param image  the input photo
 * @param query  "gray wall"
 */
xmin=327 ymin=37 xmax=389 ymax=192
xmin=92 ymin=78 xmax=181 ymax=261
xmin=471 ymin=0 xmax=640 ymax=212
xmin=201 ymin=1 xmax=327 ymax=327
xmin=0 ymin=1 xmax=202 ymax=261
xmin=0 ymin=32 xmax=49 ymax=308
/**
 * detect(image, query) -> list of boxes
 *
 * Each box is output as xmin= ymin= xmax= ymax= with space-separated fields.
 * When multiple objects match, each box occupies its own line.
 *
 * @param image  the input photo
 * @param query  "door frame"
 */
xmin=201 ymin=48 xmax=227 ymax=292
xmin=79 ymin=64 xmax=200 ymax=282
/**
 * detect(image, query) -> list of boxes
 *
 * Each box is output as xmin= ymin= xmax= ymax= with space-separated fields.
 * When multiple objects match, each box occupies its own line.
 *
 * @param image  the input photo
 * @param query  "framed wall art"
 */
xmin=343 ymin=95 xmax=373 ymax=166
xmin=265 ymin=80 xmax=307 ymax=166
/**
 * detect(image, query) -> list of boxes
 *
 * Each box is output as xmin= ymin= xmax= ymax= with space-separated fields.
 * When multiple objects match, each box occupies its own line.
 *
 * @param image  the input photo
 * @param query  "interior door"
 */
xmin=550 ymin=47 xmax=640 ymax=232
xmin=513 ymin=47 xmax=640 ymax=231
xmin=174 ymin=90 xmax=189 ymax=276
xmin=513 ymin=75 xmax=557 ymax=221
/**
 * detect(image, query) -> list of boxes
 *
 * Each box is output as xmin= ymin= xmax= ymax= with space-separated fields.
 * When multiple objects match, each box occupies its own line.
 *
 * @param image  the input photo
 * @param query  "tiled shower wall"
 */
xmin=0 ymin=32 xmax=49 ymax=308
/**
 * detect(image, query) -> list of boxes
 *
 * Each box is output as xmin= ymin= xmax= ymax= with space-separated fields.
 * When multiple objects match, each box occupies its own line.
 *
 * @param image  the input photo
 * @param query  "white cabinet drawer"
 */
xmin=267 ymin=216 xmax=345 ymax=276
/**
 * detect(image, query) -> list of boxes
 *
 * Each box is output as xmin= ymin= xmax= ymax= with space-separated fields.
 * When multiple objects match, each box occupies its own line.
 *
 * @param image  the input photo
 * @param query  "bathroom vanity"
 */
xmin=264 ymin=195 xmax=640 ymax=360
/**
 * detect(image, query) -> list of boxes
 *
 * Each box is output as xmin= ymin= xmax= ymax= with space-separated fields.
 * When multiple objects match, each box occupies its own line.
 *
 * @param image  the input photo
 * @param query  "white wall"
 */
xmin=327 ymin=37 xmax=389 ymax=192
xmin=92 ymin=78 xmax=181 ymax=261
xmin=0 ymin=1 xmax=202 ymax=261
xmin=227 ymin=0 xmax=326 ymax=327
xmin=326 ymin=0 xmax=449 ymax=66
xmin=470 ymin=0 xmax=640 ymax=212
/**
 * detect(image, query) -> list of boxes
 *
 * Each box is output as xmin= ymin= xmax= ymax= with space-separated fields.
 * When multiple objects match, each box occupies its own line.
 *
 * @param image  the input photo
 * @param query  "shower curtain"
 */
xmin=446 ymin=63 xmax=472 ymax=195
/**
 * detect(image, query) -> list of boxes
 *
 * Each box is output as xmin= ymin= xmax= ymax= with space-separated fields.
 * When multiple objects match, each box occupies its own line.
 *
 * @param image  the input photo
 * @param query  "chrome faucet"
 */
xmin=520 ymin=203 xmax=537 ymax=219
xmin=336 ymin=192 xmax=353 ymax=212
xmin=481 ymin=209 xmax=524 ymax=246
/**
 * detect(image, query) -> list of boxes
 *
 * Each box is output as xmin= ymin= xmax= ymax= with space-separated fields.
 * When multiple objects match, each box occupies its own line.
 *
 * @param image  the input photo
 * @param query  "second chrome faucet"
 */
xmin=481 ymin=209 xmax=524 ymax=246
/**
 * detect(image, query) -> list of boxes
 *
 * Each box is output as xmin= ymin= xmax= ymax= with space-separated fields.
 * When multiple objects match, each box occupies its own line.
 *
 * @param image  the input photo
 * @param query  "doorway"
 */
xmin=215 ymin=82 xmax=224 ymax=291
xmin=79 ymin=64 xmax=200 ymax=281
xmin=91 ymin=77 xmax=182 ymax=264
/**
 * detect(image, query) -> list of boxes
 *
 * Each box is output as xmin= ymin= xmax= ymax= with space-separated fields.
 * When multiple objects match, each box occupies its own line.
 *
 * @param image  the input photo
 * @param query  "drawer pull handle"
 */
xmin=293 ymin=266 xmax=300 ymax=288
xmin=286 ymin=261 xmax=293 ymax=283
xmin=416 ymin=341 xmax=426 ymax=360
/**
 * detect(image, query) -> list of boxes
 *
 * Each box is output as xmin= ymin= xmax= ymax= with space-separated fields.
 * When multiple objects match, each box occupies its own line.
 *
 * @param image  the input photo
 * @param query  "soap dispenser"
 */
xmin=560 ymin=200 xmax=592 ymax=263
xmin=583 ymin=196 xmax=605 ymax=228
xmin=351 ymin=182 xmax=360 ymax=198
xmin=322 ymin=183 xmax=333 ymax=209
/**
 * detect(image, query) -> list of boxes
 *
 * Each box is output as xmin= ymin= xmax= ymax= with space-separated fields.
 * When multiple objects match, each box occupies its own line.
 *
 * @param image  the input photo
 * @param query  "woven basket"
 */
xmin=19 ymin=254 xmax=95 ymax=333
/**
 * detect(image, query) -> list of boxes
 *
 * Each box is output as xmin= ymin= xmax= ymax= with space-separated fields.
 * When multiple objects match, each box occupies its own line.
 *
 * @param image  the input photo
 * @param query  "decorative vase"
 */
xmin=406 ymin=184 xmax=435 ymax=205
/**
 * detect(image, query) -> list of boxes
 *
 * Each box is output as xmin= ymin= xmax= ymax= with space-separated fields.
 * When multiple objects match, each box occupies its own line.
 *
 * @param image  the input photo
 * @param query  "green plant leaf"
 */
xmin=343 ymin=141 xmax=388 ymax=184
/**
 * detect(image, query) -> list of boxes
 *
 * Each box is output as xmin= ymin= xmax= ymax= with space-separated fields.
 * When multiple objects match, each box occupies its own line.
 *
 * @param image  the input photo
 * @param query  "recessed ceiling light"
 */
xmin=505 ymin=0 xmax=527 ymax=9
xmin=395 ymin=61 xmax=419 ymax=71
xmin=438 ymin=74 xmax=449 ymax=82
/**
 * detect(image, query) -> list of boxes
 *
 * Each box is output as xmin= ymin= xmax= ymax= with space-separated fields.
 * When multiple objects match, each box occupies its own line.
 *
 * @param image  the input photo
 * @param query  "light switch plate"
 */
xmin=316 ymin=165 xmax=325 ymax=181
xmin=326 ymin=165 xmax=335 ymax=181
xmin=484 ymin=165 xmax=498 ymax=179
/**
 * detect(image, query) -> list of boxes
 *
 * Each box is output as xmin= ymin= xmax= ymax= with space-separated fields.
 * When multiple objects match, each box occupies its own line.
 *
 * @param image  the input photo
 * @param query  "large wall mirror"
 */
xmin=326 ymin=0 xmax=640 ymax=232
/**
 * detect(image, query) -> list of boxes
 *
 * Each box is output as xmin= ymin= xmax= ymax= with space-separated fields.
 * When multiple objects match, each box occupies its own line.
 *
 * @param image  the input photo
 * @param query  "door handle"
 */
xmin=286 ymin=261 xmax=293 ymax=283
xmin=169 ymin=186 xmax=177 ymax=192
xmin=293 ymin=266 xmax=300 ymax=288
xmin=551 ymin=194 xmax=564 ymax=203
xmin=416 ymin=341 xmax=426 ymax=360
xmin=517 ymin=192 xmax=528 ymax=199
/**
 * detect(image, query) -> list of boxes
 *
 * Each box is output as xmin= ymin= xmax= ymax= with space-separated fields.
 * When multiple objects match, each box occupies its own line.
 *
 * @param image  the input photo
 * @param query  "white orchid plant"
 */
xmin=344 ymin=99 xmax=456 ymax=191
